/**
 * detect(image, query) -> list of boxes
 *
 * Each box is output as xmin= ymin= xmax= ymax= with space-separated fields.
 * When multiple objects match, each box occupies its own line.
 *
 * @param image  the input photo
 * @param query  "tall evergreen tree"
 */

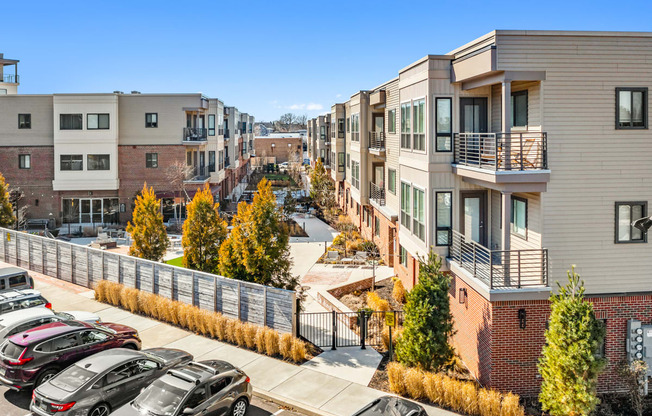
xmin=396 ymin=250 xmax=455 ymax=371
xmin=182 ymin=184 xmax=227 ymax=273
xmin=126 ymin=183 xmax=169 ymax=261
xmin=538 ymin=266 xmax=606 ymax=416
xmin=0 ymin=173 xmax=16 ymax=228
xmin=219 ymin=178 xmax=297 ymax=289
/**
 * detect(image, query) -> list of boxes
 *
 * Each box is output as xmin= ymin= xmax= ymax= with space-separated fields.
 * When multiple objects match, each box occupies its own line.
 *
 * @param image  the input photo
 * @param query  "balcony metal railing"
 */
xmin=2 ymin=74 xmax=19 ymax=83
xmin=225 ymin=130 xmax=230 ymax=139
xmin=185 ymin=166 xmax=210 ymax=182
xmin=453 ymin=132 xmax=547 ymax=171
xmin=225 ymin=157 xmax=231 ymax=168
xmin=183 ymin=127 xmax=208 ymax=142
xmin=369 ymin=132 xmax=386 ymax=151
xmin=218 ymin=128 xmax=225 ymax=136
xmin=369 ymin=182 xmax=386 ymax=206
xmin=449 ymin=230 xmax=548 ymax=289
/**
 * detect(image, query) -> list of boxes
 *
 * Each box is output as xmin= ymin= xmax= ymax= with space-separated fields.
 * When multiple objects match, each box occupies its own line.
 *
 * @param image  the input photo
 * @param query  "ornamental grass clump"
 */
xmin=279 ymin=333 xmax=294 ymax=360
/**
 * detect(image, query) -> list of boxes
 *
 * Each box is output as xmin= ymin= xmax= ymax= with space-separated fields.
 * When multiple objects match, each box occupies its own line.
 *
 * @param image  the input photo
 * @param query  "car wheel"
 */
xmin=89 ymin=402 xmax=111 ymax=416
xmin=231 ymin=398 xmax=248 ymax=416
xmin=35 ymin=368 xmax=58 ymax=387
xmin=123 ymin=343 xmax=138 ymax=350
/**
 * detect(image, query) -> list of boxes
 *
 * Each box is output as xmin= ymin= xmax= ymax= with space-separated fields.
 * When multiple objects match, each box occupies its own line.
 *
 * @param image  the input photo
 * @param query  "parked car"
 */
xmin=31 ymin=347 xmax=193 ymax=416
xmin=113 ymin=360 xmax=252 ymax=416
xmin=352 ymin=396 xmax=427 ymax=416
xmin=0 ymin=289 xmax=50 ymax=315
xmin=0 ymin=307 xmax=101 ymax=340
xmin=0 ymin=320 xmax=141 ymax=390
xmin=0 ymin=267 xmax=34 ymax=292
xmin=279 ymin=162 xmax=289 ymax=169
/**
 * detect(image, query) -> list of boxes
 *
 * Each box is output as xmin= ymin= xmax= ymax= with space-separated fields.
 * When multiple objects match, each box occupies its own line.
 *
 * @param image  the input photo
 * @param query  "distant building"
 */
xmin=253 ymin=134 xmax=302 ymax=164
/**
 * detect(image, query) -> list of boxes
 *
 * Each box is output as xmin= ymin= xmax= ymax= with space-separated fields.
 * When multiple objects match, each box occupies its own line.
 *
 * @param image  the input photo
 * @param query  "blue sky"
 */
xmin=3 ymin=0 xmax=652 ymax=121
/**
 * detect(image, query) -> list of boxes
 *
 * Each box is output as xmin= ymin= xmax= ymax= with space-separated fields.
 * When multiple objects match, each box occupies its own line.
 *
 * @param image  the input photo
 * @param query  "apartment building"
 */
xmin=329 ymin=104 xmax=346 ymax=204
xmin=307 ymin=114 xmax=331 ymax=167
xmin=309 ymin=30 xmax=652 ymax=395
xmin=0 ymin=55 xmax=255 ymax=225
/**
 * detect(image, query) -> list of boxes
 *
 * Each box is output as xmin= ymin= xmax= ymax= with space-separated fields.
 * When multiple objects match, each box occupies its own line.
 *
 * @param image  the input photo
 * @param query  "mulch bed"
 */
xmin=338 ymin=278 xmax=404 ymax=312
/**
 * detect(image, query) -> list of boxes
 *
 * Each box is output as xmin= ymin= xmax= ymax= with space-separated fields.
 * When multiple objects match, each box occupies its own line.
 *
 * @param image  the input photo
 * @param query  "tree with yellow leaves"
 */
xmin=126 ymin=183 xmax=169 ymax=261
xmin=0 ymin=173 xmax=15 ymax=228
xmin=182 ymin=184 xmax=227 ymax=273
xmin=219 ymin=178 xmax=297 ymax=289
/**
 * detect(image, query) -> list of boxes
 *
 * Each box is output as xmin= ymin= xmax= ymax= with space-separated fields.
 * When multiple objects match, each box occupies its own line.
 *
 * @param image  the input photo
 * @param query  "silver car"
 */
xmin=31 ymin=348 xmax=193 ymax=416
xmin=112 ymin=360 xmax=253 ymax=416
xmin=0 ymin=307 xmax=100 ymax=340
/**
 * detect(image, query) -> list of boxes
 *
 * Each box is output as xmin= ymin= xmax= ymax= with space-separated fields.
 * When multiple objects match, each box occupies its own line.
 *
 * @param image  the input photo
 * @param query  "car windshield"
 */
xmin=50 ymin=365 xmax=97 ymax=392
xmin=1 ymin=341 xmax=24 ymax=359
xmin=132 ymin=379 xmax=187 ymax=416
xmin=91 ymin=323 xmax=116 ymax=334
xmin=55 ymin=312 xmax=74 ymax=320
xmin=0 ymin=297 xmax=46 ymax=314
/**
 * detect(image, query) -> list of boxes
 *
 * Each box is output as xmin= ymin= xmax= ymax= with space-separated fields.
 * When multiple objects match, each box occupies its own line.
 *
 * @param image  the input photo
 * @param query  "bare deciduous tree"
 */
xmin=165 ymin=161 xmax=193 ymax=220
xmin=274 ymin=113 xmax=308 ymax=132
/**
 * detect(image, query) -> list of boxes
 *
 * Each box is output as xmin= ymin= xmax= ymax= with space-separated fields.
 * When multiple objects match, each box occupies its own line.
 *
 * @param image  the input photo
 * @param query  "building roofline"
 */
xmin=398 ymin=55 xmax=452 ymax=74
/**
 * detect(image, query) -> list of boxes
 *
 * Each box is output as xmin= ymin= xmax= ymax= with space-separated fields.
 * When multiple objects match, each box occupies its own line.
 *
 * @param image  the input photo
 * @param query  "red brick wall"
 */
xmin=394 ymin=244 xmax=419 ymax=290
xmin=369 ymin=209 xmax=396 ymax=268
xmin=254 ymin=138 xmax=302 ymax=163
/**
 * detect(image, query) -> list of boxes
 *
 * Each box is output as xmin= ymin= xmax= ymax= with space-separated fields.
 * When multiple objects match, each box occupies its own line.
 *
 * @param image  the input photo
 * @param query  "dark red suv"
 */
xmin=0 ymin=320 xmax=140 ymax=390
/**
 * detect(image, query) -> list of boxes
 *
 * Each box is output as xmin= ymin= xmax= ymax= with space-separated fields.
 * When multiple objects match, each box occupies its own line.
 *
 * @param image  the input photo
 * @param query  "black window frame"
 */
xmin=595 ymin=319 xmax=607 ymax=358
xmin=338 ymin=118 xmax=345 ymax=138
xmin=435 ymin=191 xmax=453 ymax=246
xmin=399 ymin=245 xmax=408 ymax=268
xmin=18 ymin=154 xmax=31 ymax=169
xmin=615 ymin=201 xmax=647 ymax=244
xmin=435 ymin=97 xmax=452 ymax=152
xmin=616 ymin=87 xmax=648 ymax=129
xmin=18 ymin=113 xmax=31 ymax=129
xmin=209 ymin=151 xmax=216 ymax=172
xmin=338 ymin=152 xmax=345 ymax=172
xmin=511 ymin=90 xmax=528 ymax=128
xmin=145 ymin=113 xmax=158 ymax=128
xmin=145 ymin=153 xmax=158 ymax=168
xmin=87 ymin=113 xmax=110 ymax=130
xmin=208 ymin=114 xmax=216 ymax=136
xmin=87 ymin=154 xmax=110 ymax=171
xmin=60 ymin=154 xmax=83 ymax=171
xmin=59 ymin=114 xmax=83 ymax=130
xmin=510 ymin=196 xmax=528 ymax=240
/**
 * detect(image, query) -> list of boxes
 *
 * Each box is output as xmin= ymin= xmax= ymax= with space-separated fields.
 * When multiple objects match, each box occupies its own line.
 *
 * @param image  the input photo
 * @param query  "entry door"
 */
xmin=373 ymin=165 xmax=384 ymax=187
xmin=460 ymin=191 xmax=487 ymax=246
xmin=199 ymin=152 xmax=205 ymax=169
xmin=460 ymin=98 xmax=488 ymax=133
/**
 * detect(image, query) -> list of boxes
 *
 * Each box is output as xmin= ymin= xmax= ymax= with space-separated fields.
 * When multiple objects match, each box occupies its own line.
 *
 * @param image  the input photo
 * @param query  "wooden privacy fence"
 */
xmin=0 ymin=227 xmax=296 ymax=334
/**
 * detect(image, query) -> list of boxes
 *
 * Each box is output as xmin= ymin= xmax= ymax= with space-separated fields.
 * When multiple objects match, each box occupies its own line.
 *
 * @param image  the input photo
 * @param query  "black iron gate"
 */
xmin=298 ymin=310 xmax=403 ymax=350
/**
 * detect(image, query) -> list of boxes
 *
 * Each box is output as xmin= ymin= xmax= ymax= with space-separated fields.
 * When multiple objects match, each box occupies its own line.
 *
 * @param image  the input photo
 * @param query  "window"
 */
xmin=145 ymin=113 xmax=158 ymax=128
xmin=400 ymin=182 xmax=411 ymax=230
xmin=80 ymin=330 xmax=109 ymax=345
xmin=399 ymin=246 xmax=408 ymax=267
xmin=60 ymin=114 xmax=83 ymax=130
xmin=338 ymin=118 xmax=345 ymax=138
xmin=146 ymin=153 xmax=158 ymax=168
xmin=19 ymin=154 xmax=30 ymax=169
xmin=87 ymin=154 xmax=110 ymax=171
xmin=412 ymin=99 xmax=425 ymax=151
xmin=511 ymin=90 xmax=528 ymax=128
xmin=184 ymin=388 xmax=207 ymax=409
xmin=18 ymin=114 xmax=31 ymax=129
xmin=400 ymin=103 xmax=411 ymax=149
xmin=346 ymin=117 xmax=350 ymax=132
xmin=412 ymin=187 xmax=425 ymax=240
xmin=218 ymin=150 xmax=224 ymax=170
xmin=595 ymin=319 xmax=607 ymax=358
xmin=435 ymin=98 xmax=452 ymax=152
xmin=60 ymin=154 xmax=83 ymax=171
xmin=209 ymin=151 xmax=216 ymax=172
xmin=208 ymin=114 xmax=216 ymax=136
xmin=388 ymin=109 xmax=396 ymax=133
xmin=351 ymin=161 xmax=360 ymax=189
xmin=87 ymin=114 xmax=110 ymax=130
xmin=210 ymin=377 xmax=232 ymax=395
xmin=365 ymin=208 xmax=371 ymax=228
xmin=338 ymin=152 xmax=345 ymax=172
xmin=320 ymin=126 xmax=326 ymax=140
xmin=346 ymin=153 xmax=350 ymax=168
xmin=511 ymin=197 xmax=528 ymax=239
xmin=617 ymin=88 xmax=647 ymax=129
xmin=375 ymin=216 xmax=380 ymax=237
xmin=616 ymin=201 xmax=647 ymax=243
xmin=436 ymin=192 xmax=452 ymax=246
xmin=51 ymin=334 xmax=80 ymax=352
xmin=388 ymin=169 xmax=396 ymax=194
xmin=351 ymin=114 xmax=360 ymax=141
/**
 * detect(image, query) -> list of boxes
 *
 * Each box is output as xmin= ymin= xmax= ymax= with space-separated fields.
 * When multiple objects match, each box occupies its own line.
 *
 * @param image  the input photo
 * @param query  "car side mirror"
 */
xmin=182 ymin=408 xmax=194 ymax=415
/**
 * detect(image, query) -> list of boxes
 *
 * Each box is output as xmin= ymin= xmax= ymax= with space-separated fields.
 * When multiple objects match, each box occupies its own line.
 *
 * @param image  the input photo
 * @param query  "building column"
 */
xmin=501 ymin=81 xmax=512 ymax=170
xmin=501 ymin=191 xmax=512 ymax=287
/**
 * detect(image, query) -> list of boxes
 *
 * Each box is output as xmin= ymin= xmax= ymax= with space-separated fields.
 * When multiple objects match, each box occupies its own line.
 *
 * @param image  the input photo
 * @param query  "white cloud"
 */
xmin=335 ymin=94 xmax=342 ymax=98
xmin=288 ymin=104 xmax=305 ymax=110
xmin=306 ymin=103 xmax=323 ymax=111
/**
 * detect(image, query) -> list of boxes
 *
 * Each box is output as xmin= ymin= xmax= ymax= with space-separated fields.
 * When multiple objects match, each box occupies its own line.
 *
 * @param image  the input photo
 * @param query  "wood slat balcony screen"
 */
xmin=453 ymin=132 xmax=547 ymax=171
xmin=449 ymin=230 xmax=548 ymax=289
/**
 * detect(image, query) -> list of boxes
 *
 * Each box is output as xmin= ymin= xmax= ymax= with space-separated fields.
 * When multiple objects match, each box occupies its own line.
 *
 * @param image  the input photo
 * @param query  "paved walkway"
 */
xmin=8 ymin=262 xmax=457 ymax=416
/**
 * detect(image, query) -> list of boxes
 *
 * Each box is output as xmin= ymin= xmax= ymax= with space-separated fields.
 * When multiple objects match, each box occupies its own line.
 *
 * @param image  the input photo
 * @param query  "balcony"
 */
xmin=184 ymin=166 xmax=210 ymax=183
xmin=182 ymin=128 xmax=208 ymax=144
xmin=368 ymin=132 xmax=386 ymax=156
xmin=369 ymin=182 xmax=386 ymax=206
xmin=218 ymin=128 xmax=225 ymax=136
xmin=453 ymin=132 xmax=549 ymax=188
xmin=2 ymin=74 xmax=19 ymax=83
xmin=225 ymin=157 xmax=231 ymax=168
xmin=225 ymin=130 xmax=231 ymax=139
xmin=449 ymin=230 xmax=548 ymax=290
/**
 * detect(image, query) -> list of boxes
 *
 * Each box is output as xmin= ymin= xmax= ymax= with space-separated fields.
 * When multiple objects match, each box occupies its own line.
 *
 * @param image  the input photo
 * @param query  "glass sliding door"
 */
xmin=460 ymin=191 xmax=487 ymax=246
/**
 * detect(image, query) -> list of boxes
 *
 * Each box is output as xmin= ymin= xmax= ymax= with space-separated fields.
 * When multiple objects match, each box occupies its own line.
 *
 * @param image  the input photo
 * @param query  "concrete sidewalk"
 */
xmin=9 ymin=262 xmax=457 ymax=416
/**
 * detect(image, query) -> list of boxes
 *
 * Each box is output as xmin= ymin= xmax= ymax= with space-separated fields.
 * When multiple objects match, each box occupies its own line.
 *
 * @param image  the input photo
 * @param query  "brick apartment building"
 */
xmin=253 ymin=133 xmax=303 ymax=164
xmin=0 ymin=54 xmax=255 ymax=228
xmin=307 ymin=30 xmax=652 ymax=395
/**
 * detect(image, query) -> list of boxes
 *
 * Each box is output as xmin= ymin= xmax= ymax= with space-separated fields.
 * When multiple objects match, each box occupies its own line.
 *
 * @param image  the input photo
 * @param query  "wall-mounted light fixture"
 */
xmin=518 ymin=309 xmax=527 ymax=329
xmin=458 ymin=288 xmax=467 ymax=305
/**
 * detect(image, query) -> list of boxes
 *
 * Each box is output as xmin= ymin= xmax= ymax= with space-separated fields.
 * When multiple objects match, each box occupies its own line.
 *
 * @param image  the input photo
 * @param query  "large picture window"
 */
xmin=436 ymin=192 xmax=452 ymax=246
xmin=208 ymin=114 xmax=216 ymax=136
xmin=511 ymin=196 xmax=528 ymax=239
xmin=87 ymin=154 xmax=110 ymax=171
xmin=60 ymin=114 xmax=83 ymax=130
xmin=616 ymin=88 xmax=647 ymax=129
xmin=412 ymin=99 xmax=425 ymax=151
xmin=60 ymin=154 xmax=83 ymax=171
xmin=616 ymin=201 xmax=647 ymax=243
xmin=511 ymin=90 xmax=528 ymax=128
xmin=400 ymin=182 xmax=411 ymax=230
xmin=87 ymin=114 xmax=110 ymax=130
xmin=412 ymin=187 xmax=425 ymax=240
xmin=435 ymin=98 xmax=452 ymax=152
xmin=400 ymin=103 xmax=411 ymax=149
